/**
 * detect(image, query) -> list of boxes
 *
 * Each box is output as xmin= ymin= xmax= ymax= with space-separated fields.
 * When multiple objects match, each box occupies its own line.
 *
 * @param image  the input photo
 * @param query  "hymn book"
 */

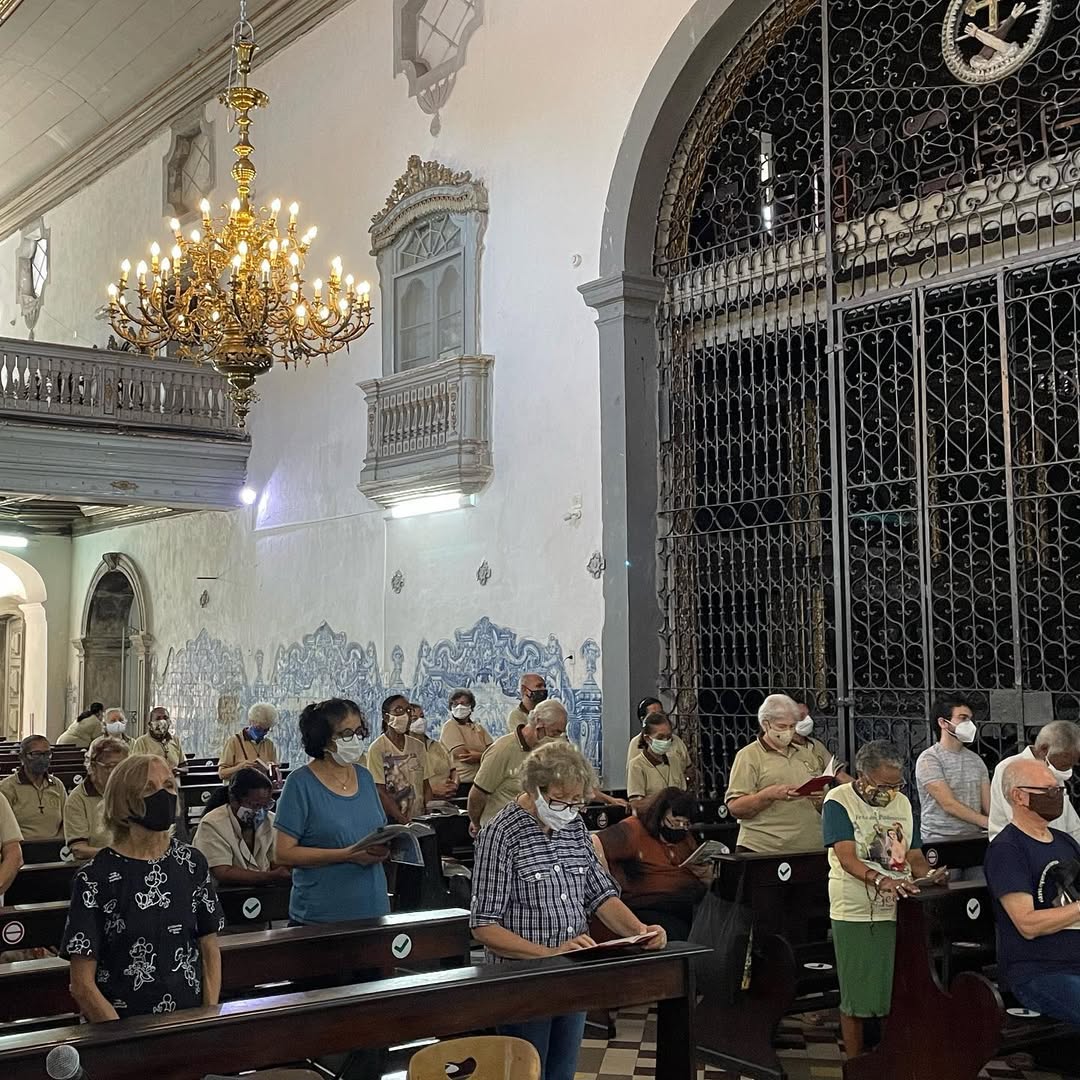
xmin=679 ymin=840 xmax=730 ymax=867
xmin=792 ymin=755 xmax=844 ymax=797
xmin=350 ymin=821 xmax=435 ymax=867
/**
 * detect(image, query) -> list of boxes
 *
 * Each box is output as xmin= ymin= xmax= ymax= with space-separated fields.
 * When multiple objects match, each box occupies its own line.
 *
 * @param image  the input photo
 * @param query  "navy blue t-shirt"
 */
xmin=984 ymin=824 xmax=1080 ymax=988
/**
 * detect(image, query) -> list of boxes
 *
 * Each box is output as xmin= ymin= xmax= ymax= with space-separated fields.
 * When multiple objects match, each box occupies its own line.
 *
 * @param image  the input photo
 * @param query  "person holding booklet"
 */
xmin=471 ymin=739 xmax=667 ymax=1080
xmin=626 ymin=713 xmax=690 ymax=801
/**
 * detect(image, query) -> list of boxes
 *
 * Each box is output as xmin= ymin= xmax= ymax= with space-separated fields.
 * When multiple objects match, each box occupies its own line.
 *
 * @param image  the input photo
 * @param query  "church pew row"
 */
xmin=0 ymin=908 xmax=472 ymax=1028
xmin=0 ymin=942 xmax=707 ymax=1080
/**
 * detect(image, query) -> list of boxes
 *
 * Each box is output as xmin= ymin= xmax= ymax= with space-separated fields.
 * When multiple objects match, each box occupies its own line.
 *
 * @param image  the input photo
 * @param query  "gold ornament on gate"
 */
xmin=106 ymin=30 xmax=372 ymax=429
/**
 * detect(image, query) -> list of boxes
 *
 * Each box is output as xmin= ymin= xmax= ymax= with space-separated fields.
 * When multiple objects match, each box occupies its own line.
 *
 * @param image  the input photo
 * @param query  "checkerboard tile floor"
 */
xmin=572 ymin=1008 xmax=1069 ymax=1080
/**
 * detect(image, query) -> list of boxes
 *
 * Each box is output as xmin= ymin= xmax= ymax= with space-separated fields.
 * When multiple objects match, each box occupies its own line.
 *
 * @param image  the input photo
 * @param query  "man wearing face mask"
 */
xmin=915 ymin=697 xmax=989 ymax=861
xmin=131 ymin=707 xmax=187 ymax=772
xmin=0 ymin=735 xmax=66 ymax=841
xmin=470 ymin=698 xmax=568 ymax=833
xmin=725 ymin=694 xmax=828 ymax=853
xmin=506 ymin=673 xmax=549 ymax=733
xmin=218 ymin=702 xmax=280 ymax=781
xmin=102 ymin=707 xmax=132 ymax=746
xmin=984 ymin=757 xmax=1080 ymax=1025
xmin=989 ymin=720 xmax=1080 ymax=843
xmin=440 ymin=689 xmax=493 ymax=783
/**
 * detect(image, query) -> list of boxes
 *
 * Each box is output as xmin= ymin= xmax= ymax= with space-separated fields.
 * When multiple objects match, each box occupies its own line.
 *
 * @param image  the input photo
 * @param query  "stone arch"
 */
xmin=0 ymin=550 xmax=48 ymax=738
xmin=580 ymin=0 xmax=772 ymax=784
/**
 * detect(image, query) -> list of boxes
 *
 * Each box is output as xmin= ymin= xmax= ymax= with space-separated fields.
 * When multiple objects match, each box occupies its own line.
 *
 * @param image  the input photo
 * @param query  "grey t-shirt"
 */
xmin=915 ymin=743 xmax=989 ymax=840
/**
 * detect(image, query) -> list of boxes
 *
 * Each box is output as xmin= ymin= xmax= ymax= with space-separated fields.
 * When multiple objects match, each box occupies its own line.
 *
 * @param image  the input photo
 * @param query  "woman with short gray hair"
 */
xmin=218 ymin=701 xmax=281 ymax=781
xmin=822 ymin=739 xmax=944 ymax=1058
xmin=471 ymin=739 xmax=668 ymax=1080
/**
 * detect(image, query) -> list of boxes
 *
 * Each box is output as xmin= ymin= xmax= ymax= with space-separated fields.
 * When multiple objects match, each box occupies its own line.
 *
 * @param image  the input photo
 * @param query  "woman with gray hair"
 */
xmin=64 ymin=734 xmax=130 ymax=862
xmin=822 ymin=740 xmax=944 ymax=1057
xmin=471 ymin=739 xmax=667 ymax=1080
xmin=218 ymin=701 xmax=281 ymax=781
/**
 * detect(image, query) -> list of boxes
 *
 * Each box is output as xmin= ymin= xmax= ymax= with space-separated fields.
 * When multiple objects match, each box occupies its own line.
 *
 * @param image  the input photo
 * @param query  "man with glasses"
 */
xmin=985 ymin=757 xmax=1080 ymax=1025
xmin=0 ymin=735 xmax=66 ymax=840
xmin=506 ymin=673 xmax=549 ymax=733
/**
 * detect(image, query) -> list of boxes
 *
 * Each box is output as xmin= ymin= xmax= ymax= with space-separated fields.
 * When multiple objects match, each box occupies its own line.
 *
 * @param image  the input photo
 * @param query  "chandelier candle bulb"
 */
xmin=260 ymin=259 xmax=271 ymax=285
xmin=119 ymin=260 xmax=130 ymax=286
xmin=170 ymin=218 xmax=181 ymax=237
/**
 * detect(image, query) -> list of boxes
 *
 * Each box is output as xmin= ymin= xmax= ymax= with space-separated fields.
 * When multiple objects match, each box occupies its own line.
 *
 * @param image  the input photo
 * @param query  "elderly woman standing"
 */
xmin=471 ymin=740 xmax=667 ymax=1080
xmin=64 ymin=735 xmax=130 ymax=862
xmin=218 ymin=702 xmax=281 ymax=781
xmin=60 ymin=754 xmax=224 ymax=1020
xmin=822 ymin=740 xmax=944 ymax=1057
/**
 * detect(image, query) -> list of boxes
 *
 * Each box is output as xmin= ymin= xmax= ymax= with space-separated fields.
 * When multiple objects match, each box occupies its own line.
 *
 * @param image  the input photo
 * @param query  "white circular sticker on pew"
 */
xmin=717 ymin=804 xmax=728 ymax=819
xmin=926 ymin=848 xmax=938 ymax=867
xmin=1007 ymin=1007 xmax=1041 ymax=1018
xmin=2 ymin=921 xmax=24 ymax=946
xmin=205 ymin=760 xmax=213 ymax=767
xmin=804 ymin=962 xmax=833 ymax=971
xmin=73 ymin=774 xmax=83 ymax=784
xmin=966 ymin=898 xmax=981 ymax=920
xmin=201 ymin=790 xmax=212 ymax=803
xmin=777 ymin=862 xmax=792 ymax=882
xmin=60 ymin=845 xmax=73 ymax=863
xmin=596 ymin=812 xmax=608 ymax=829
xmin=241 ymin=897 xmax=262 ymax=920
xmin=391 ymin=933 xmax=413 ymax=960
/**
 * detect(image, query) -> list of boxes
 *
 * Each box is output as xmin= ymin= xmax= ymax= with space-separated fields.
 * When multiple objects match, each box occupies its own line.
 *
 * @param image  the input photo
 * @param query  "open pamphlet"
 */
xmin=679 ymin=839 xmax=730 ymax=867
xmin=421 ymin=800 xmax=466 ymax=817
xmin=350 ymin=821 xmax=435 ymax=868
xmin=792 ymin=755 xmax=844 ymax=797
xmin=562 ymin=930 xmax=660 ymax=958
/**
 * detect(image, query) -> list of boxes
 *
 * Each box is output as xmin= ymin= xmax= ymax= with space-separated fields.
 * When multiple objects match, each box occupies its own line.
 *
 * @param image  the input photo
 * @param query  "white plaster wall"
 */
xmin=29 ymin=0 xmax=700 ymax=773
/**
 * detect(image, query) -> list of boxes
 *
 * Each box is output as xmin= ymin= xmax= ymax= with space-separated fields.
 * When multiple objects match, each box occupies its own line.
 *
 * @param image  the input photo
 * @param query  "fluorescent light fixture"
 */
xmin=239 ymin=486 xmax=258 ymax=506
xmin=390 ymin=492 xmax=473 ymax=519
xmin=0 ymin=534 xmax=28 ymax=549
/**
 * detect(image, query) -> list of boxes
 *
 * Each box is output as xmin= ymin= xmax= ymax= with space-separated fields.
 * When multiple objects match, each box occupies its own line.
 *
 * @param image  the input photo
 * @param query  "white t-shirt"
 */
xmin=988 ymin=746 xmax=1080 ymax=841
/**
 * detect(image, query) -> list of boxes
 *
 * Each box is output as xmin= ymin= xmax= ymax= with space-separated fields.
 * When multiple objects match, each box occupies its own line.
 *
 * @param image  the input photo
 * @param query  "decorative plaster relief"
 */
xmin=162 ymin=113 xmax=215 ymax=222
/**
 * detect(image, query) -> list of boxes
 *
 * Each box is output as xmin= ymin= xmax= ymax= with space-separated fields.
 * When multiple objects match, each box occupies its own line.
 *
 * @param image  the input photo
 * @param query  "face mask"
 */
xmin=106 ymin=721 xmax=126 ymax=736
xmin=150 ymin=723 xmax=170 ymax=740
xmin=660 ymin=824 xmax=688 ymax=843
xmin=130 ymin=788 xmax=177 ymax=832
xmin=1049 ymin=762 xmax=1074 ymax=783
xmin=534 ymin=792 xmax=578 ymax=831
xmin=768 ymin=726 xmax=794 ymax=748
xmin=795 ymin=718 xmax=814 ymax=738
xmin=24 ymin=755 xmax=50 ymax=776
xmin=649 ymin=737 xmax=673 ymax=755
xmin=856 ymin=778 xmax=899 ymax=808
xmin=949 ymin=720 xmax=977 ymax=745
xmin=247 ymin=726 xmax=268 ymax=743
xmin=409 ymin=718 xmax=427 ymax=736
xmin=451 ymin=705 xmax=473 ymax=721
xmin=1026 ymin=788 xmax=1065 ymax=822
xmin=388 ymin=715 xmax=409 ymax=734
xmin=525 ymin=688 xmax=549 ymax=706
xmin=236 ymin=805 xmax=269 ymax=829
xmin=330 ymin=735 xmax=365 ymax=766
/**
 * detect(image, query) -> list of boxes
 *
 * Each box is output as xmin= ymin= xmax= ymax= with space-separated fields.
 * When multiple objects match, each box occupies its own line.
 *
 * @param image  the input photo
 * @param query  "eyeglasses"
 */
xmin=545 ymin=796 xmax=588 ymax=813
xmin=25 ymin=751 xmax=51 ymax=761
xmin=870 ymin=780 xmax=905 ymax=792
xmin=1018 ymin=785 xmax=1065 ymax=795
xmin=336 ymin=727 xmax=362 ymax=740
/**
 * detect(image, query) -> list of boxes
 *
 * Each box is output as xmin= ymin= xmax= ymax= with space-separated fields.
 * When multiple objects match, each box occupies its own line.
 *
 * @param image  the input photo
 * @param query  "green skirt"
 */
xmin=831 ymin=919 xmax=897 ymax=1018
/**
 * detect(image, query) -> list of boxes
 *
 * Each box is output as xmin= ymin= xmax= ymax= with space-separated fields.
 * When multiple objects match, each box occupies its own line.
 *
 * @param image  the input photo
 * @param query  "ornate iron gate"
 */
xmin=656 ymin=0 xmax=1080 ymax=795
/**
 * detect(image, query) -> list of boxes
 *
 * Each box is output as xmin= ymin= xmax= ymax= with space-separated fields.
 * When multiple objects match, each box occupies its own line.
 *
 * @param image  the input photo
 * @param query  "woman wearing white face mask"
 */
xmin=471 ymin=740 xmax=667 ymax=1080
xmin=366 ymin=694 xmax=434 ymax=824
xmin=440 ymin=689 xmax=493 ymax=783
xmin=627 ymin=715 xmax=689 ymax=801
xmin=272 ymin=698 xmax=391 ymax=925
xmin=102 ymin=707 xmax=131 ymax=745
xmin=407 ymin=702 xmax=459 ymax=799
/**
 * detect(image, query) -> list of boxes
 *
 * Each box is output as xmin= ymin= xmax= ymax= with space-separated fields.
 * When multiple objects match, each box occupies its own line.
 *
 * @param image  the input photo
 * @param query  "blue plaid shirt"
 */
xmin=470 ymin=802 xmax=620 ymax=961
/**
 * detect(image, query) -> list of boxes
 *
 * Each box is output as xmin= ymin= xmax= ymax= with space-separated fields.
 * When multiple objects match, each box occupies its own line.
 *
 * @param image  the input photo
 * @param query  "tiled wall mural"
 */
xmin=154 ymin=617 xmax=603 ymax=773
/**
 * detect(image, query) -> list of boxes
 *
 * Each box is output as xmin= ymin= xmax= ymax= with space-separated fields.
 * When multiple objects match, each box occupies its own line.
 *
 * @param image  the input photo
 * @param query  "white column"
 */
xmin=18 ymin=601 xmax=47 ymax=737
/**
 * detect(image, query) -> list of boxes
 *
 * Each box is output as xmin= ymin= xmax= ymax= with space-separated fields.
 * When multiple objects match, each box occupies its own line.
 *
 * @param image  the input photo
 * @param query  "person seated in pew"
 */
xmin=595 ymin=786 xmax=710 ymax=940
xmin=471 ymin=740 xmax=667 ymax=1080
xmin=408 ymin=702 xmax=459 ymax=800
xmin=56 ymin=703 xmax=105 ymax=748
xmin=194 ymin=766 xmax=291 ymax=887
xmin=0 ymin=787 xmax=22 ymax=897
xmin=64 ymin=735 xmax=130 ymax=862
xmin=915 ymin=695 xmax=989 ymax=881
xmin=368 ymin=694 xmax=435 ymax=823
xmin=102 ymin=706 xmax=133 ymax=747
xmin=0 ymin=735 xmax=66 ymax=842
xmin=218 ymin=701 xmax=281 ymax=782
xmin=60 ymin=754 xmax=224 ymax=1021
xmin=440 ymin=688 xmax=493 ymax=783
xmin=725 ymin=695 xmax=826 ymax=853
xmin=131 ymin=706 xmax=187 ymax=772
xmin=627 ymin=713 xmax=690 ymax=802
xmin=625 ymin=698 xmax=694 ymax=783
xmin=984 ymin=757 xmax=1080 ymax=1026
xmin=273 ymin=698 xmax=391 ymax=925
xmin=989 ymin=719 xmax=1080 ymax=843
xmin=822 ymin=739 xmax=945 ymax=1058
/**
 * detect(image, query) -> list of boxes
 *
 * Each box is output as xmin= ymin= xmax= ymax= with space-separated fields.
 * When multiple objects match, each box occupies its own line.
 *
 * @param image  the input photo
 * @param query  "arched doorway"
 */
xmin=75 ymin=554 xmax=152 ymax=728
xmin=588 ymin=0 xmax=1080 ymax=793
xmin=0 ymin=550 xmax=48 ymax=739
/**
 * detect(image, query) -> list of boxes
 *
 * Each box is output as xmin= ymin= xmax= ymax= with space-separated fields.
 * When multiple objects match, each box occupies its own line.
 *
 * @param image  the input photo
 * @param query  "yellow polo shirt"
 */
xmin=505 ymin=703 xmax=529 ymax=734
xmin=64 ymin=779 xmax=109 ymax=853
xmin=725 ymin=736 xmax=829 ymax=853
xmin=0 ymin=795 xmax=22 ymax=844
xmin=131 ymin=734 xmax=185 ymax=768
xmin=422 ymin=738 xmax=455 ymax=787
xmin=218 ymin=731 xmax=279 ymax=777
xmin=0 ymin=770 xmax=66 ymax=840
xmin=473 ymin=726 xmax=532 ymax=826
xmin=56 ymin=715 xmax=103 ymax=748
xmin=627 ymin=751 xmax=690 ymax=800
xmin=439 ymin=718 xmax=493 ymax=782
xmin=626 ymin=732 xmax=691 ymax=774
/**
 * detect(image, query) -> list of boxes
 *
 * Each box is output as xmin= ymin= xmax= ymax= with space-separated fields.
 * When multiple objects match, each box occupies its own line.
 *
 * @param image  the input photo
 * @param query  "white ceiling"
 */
xmin=0 ymin=0 xmax=278 ymax=210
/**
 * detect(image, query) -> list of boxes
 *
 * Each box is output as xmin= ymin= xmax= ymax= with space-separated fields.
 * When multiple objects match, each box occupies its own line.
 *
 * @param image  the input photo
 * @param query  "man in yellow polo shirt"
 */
xmin=725 ymin=694 xmax=829 ymax=853
xmin=0 ymin=735 xmax=66 ymax=841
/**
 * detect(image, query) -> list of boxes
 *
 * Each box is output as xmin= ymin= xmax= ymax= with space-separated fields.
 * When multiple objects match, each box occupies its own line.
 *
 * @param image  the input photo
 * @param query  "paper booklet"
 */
xmin=792 ymin=755 xmax=844 ymax=797
xmin=421 ymin=801 xmax=466 ymax=817
xmin=679 ymin=840 xmax=731 ymax=867
xmin=350 ymin=821 xmax=435 ymax=868
xmin=563 ymin=930 xmax=660 ymax=957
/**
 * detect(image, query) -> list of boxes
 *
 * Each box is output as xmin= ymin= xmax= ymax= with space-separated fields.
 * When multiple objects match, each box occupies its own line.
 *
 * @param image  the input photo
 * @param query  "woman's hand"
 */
xmin=552 ymin=934 xmax=597 ymax=954
xmin=763 ymin=783 xmax=803 ymax=803
xmin=347 ymin=843 xmax=390 ymax=865
xmin=639 ymin=924 xmax=668 ymax=951
xmin=877 ymin=875 xmax=919 ymax=900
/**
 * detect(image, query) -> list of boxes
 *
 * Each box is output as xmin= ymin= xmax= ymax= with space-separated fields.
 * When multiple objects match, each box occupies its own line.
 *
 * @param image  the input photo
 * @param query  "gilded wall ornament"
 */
xmin=476 ymin=560 xmax=491 ymax=586
xmin=942 ymin=0 xmax=1052 ymax=84
xmin=391 ymin=570 xmax=406 ymax=594
xmin=586 ymin=552 xmax=606 ymax=580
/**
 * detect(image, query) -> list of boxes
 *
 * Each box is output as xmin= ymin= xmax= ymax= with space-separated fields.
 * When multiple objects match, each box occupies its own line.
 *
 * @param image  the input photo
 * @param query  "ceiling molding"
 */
xmin=0 ymin=0 xmax=357 ymax=240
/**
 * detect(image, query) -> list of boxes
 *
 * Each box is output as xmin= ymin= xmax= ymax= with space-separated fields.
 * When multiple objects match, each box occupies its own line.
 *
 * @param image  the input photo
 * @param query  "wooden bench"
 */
xmin=0 ymin=908 xmax=472 ymax=1028
xmin=3 ymin=863 xmax=73 ymax=906
xmin=920 ymin=835 xmax=988 ymax=873
xmin=18 ymin=840 xmax=65 ymax=866
xmin=0 ymin=942 xmax=707 ymax=1080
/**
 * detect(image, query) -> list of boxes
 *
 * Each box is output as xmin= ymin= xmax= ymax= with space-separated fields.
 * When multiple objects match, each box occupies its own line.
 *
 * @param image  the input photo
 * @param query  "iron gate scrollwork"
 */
xmin=656 ymin=0 xmax=1080 ymax=795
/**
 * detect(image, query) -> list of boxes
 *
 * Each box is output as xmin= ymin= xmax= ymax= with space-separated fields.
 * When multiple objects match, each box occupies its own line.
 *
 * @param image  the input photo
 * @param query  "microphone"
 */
xmin=46 ymin=1045 xmax=86 ymax=1080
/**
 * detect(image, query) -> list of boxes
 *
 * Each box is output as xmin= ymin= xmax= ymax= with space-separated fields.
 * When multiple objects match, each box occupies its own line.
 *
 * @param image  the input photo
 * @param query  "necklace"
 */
xmin=323 ymin=761 xmax=352 ymax=791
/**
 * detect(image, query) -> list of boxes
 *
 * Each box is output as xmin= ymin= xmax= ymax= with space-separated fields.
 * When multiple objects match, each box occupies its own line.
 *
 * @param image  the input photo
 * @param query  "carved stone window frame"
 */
xmin=162 ymin=111 xmax=215 ymax=223
xmin=15 ymin=217 xmax=48 ymax=340
xmin=370 ymin=155 xmax=488 ymax=377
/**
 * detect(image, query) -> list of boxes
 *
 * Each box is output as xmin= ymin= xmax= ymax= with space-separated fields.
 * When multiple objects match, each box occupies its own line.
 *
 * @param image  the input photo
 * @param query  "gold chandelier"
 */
xmin=107 ymin=18 xmax=372 ymax=429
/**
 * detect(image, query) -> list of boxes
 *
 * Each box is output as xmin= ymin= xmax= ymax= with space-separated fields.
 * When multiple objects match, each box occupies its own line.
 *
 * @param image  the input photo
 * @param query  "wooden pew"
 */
xmin=920 ymin=835 xmax=988 ymax=873
xmin=0 ymin=908 xmax=472 ymax=1026
xmin=19 ymin=840 xmax=65 ymax=866
xmin=3 ymin=863 xmax=73 ymax=907
xmin=0 ymin=942 xmax=707 ymax=1080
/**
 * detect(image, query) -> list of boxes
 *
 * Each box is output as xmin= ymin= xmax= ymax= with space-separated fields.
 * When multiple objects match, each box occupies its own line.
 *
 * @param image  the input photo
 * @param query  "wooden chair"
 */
xmin=407 ymin=1036 xmax=541 ymax=1079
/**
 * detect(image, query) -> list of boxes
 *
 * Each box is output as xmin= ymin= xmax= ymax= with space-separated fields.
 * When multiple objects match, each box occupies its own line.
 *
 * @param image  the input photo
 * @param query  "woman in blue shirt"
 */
xmin=273 ymin=698 xmax=390 ymax=924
